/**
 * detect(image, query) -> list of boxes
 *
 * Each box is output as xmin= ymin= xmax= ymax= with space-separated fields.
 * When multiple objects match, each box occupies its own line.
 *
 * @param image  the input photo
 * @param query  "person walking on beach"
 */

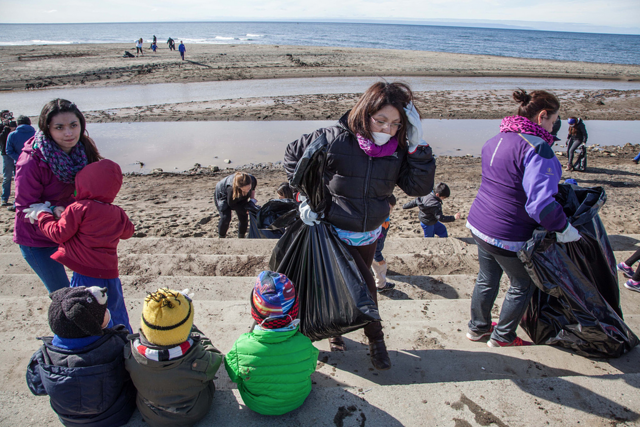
xmin=466 ymin=89 xmax=581 ymax=348
xmin=135 ymin=38 xmax=144 ymax=57
xmin=284 ymin=82 xmax=436 ymax=370
xmin=1 ymin=120 xmax=17 ymax=207
xmin=566 ymin=117 xmax=588 ymax=171
xmin=215 ymin=172 xmax=257 ymax=238
xmin=14 ymin=99 xmax=102 ymax=293
xmin=178 ymin=41 xmax=186 ymax=60
xmin=151 ymin=35 xmax=156 ymax=49
xmin=167 ymin=37 xmax=175 ymax=51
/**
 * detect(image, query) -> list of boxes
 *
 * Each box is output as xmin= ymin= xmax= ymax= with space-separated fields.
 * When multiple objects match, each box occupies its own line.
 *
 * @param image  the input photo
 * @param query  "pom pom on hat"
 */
xmin=48 ymin=286 xmax=108 ymax=338
xmin=251 ymin=271 xmax=298 ymax=329
xmin=141 ymin=288 xmax=194 ymax=346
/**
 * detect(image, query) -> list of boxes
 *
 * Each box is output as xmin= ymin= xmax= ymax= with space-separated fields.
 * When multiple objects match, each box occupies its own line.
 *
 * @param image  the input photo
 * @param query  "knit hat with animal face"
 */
xmin=141 ymin=288 xmax=194 ymax=346
xmin=48 ymin=286 xmax=109 ymax=338
xmin=250 ymin=270 xmax=298 ymax=329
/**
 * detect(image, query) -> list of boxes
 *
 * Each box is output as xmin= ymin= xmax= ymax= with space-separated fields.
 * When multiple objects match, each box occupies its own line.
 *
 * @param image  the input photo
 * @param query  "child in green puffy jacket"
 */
xmin=225 ymin=270 xmax=319 ymax=415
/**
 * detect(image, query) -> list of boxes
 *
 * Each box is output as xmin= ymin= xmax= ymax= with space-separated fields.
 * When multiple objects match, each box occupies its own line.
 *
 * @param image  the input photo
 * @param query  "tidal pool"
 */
xmin=85 ymin=119 xmax=640 ymax=173
xmin=3 ymin=76 xmax=640 ymax=116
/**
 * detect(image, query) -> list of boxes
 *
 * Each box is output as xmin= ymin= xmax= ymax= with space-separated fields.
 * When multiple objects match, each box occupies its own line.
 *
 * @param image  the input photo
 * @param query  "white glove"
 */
xmin=298 ymin=196 xmax=320 ymax=226
xmin=23 ymin=202 xmax=53 ymax=224
xmin=556 ymin=222 xmax=581 ymax=243
xmin=404 ymin=102 xmax=427 ymax=154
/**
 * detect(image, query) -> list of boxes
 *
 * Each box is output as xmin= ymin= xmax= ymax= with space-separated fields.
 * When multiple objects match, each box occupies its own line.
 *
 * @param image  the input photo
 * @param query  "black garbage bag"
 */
xmin=248 ymin=199 xmax=298 ymax=239
xmin=268 ymin=131 xmax=380 ymax=341
xmin=519 ymin=184 xmax=638 ymax=358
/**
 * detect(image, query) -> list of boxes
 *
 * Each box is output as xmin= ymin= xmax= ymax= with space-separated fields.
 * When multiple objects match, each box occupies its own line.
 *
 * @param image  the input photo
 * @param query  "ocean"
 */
xmin=0 ymin=21 xmax=638 ymax=65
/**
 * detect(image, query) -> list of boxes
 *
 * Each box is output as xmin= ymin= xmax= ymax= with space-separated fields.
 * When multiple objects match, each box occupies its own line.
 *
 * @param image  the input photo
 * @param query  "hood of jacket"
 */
xmin=15 ymin=124 xmax=35 ymax=135
xmin=75 ymin=159 xmax=122 ymax=203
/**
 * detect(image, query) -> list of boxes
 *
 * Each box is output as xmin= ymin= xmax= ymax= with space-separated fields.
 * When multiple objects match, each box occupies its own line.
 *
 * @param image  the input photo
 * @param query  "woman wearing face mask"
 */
xmin=215 ymin=171 xmax=257 ymax=238
xmin=284 ymin=82 xmax=436 ymax=370
xmin=465 ymin=89 xmax=581 ymax=348
xmin=14 ymin=99 xmax=102 ymax=293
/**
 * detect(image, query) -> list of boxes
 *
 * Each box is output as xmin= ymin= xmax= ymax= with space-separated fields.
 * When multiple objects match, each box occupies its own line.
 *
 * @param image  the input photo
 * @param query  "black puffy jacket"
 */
xmin=284 ymin=112 xmax=436 ymax=232
xmin=403 ymin=192 xmax=455 ymax=226
xmin=214 ymin=173 xmax=257 ymax=212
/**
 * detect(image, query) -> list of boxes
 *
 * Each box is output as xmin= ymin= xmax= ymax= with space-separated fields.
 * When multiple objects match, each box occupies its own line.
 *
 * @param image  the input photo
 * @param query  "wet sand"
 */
xmin=2 ymin=43 xmax=640 ymax=122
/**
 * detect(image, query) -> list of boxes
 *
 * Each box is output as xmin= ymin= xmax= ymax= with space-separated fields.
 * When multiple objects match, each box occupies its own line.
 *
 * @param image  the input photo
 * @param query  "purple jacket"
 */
xmin=13 ymin=137 xmax=76 ymax=247
xmin=468 ymin=132 xmax=567 ymax=242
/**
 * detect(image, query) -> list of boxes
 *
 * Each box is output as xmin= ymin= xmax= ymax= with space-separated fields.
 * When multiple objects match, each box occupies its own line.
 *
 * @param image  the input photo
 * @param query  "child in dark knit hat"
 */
xmin=26 ymin=286 xmax=136 ymax=427
xmin=124 ymin=288 xmax=223 ymax=427
xmin=225 ymin=270 xmax=319 ymax=416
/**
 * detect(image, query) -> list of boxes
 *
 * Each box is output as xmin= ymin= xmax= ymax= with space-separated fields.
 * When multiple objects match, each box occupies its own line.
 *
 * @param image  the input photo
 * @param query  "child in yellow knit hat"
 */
xmin=124 ymin=288 xmax=222 ymax=427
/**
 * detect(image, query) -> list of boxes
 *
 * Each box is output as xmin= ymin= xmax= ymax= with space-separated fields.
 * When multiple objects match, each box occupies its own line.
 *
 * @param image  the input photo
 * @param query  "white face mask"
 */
xmin=372 ymin=132 xmax=392 ymax=146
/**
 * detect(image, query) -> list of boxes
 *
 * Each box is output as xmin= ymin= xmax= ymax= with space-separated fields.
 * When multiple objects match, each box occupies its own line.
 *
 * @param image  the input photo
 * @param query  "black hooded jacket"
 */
xmin=284 ymin=111 xmax=436 ymax=232
xmin=568 ymin=119 xmax=588 ymax=145
xmin=214 ymin=173 xmax=257 ymax=212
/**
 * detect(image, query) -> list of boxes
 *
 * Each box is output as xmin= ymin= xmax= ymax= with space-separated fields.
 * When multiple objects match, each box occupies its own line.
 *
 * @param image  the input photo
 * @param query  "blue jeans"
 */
xmin=421 ymin=222 xmax=448 ymax=238
xmin=634 ymin=151 xmax=640 ymax=162
xmin=70 ymin=272 xmax=132 ymax=333
xmin=2 ymin=154 xmax=14 ymax=203
xmin=468 ymin=244 xmax=535 ymax=343
xmin=19 ymin=245 xmax=70 ymax=293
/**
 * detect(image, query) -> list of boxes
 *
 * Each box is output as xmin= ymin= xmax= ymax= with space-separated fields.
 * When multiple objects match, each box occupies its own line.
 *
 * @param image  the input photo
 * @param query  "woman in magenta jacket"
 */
xmin=14 ymin=99 xmax=102 ymax=293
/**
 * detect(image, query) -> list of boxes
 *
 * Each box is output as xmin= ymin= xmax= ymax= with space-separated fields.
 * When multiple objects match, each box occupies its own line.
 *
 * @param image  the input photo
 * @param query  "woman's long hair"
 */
xmin=38 ymin=99 xmax=103 ymax=163
xmin=232 ymin=172 xmax=252 ymax=200
xmin=348 ymin=82 xmax=416 ymax=150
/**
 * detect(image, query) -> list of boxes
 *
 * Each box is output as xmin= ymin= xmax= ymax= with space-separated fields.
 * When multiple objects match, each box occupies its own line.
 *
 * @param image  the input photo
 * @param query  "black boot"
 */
xmin=329 ymin=336 xmax=346 ymax=352
xmin=364 ymin=321 xmax=391 ymax=370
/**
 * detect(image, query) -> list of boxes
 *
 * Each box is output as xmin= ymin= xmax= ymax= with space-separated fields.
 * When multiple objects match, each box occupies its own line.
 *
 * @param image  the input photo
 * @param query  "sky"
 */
xmin=2 ymin=0 xmax=639 ymax=34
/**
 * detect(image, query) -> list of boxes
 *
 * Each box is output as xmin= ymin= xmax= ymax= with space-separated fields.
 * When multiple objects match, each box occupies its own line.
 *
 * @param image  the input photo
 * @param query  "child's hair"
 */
xmin=38 ymin=99 xmax=103 ymax=163
xmin=387 ymin=194 xmax=396 ymax=207
xmin=232 ymin=172 xmax=252 ymax=200
xmin=277 ymin=182 xmax=294 ymax=199
xmin=435 ymin=183 xmax=451 ymax=198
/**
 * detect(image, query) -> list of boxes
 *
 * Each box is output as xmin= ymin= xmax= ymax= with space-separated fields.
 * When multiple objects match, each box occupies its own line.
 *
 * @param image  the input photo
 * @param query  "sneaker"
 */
xmin=0 ymin=201 xmax=8 ymax=206
xmin=488 ymin=337 xmax=533 ymax=347
xmin=617 ymin=262 xmax=636 ymax=279
xmin=624 ymin=279 xmax=640 ymax=293
xmin=6 ymin=205 xmax=15 ymax=212
xmin=376 ymin=282 xmax=395 ymax=293
xmin=466 ymin=322 xmax=497 ymax=341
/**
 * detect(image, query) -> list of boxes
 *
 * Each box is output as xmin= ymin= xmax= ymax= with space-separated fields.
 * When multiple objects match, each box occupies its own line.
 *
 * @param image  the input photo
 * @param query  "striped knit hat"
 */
xmin=251 ymin=271 xmax=298 ymax=329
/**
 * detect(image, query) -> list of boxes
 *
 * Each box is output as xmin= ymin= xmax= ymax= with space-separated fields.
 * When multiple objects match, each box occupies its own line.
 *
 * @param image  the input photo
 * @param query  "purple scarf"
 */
xmin=500 ymin=115 xmax=555 ymax=146
xmin=356 ymin=134 xmax=399 ymax=157
xmin=32 ymin=131 xmax=88 ymax=184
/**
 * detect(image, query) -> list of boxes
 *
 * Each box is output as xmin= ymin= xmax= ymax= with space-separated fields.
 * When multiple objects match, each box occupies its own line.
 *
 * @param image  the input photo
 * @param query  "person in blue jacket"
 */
xmin=5 ymin=115 xmax=35 ymax=210
xmin=179 ymin=41 xmax=186 ymax=60
xmin=26 ymin=286 xmax=136 ymax=427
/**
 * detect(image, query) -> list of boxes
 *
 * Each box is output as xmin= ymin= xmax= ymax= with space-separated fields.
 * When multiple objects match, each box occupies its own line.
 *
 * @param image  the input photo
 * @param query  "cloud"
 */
xmin=44 ymin=9 xmax=57 ymax=13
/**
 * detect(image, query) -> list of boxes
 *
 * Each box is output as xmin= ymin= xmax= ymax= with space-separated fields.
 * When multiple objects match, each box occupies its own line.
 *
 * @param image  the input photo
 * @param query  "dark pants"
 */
xmin=625 ymin=248 xmax=640 ymax=281
xmin=567 ymin=139 xmax=584 ymax=168
xmin=2 ymin=154 xmax=14 ymax=203
xmin=468 ymin=244 xmax=535 ymax=343
xmin=421 ymin=221 xmax=448 ymax=238
xmin=217 ymin=206 xmax=248 ymax=238
xmin=346 ymin=242 xmax=384 ymax=341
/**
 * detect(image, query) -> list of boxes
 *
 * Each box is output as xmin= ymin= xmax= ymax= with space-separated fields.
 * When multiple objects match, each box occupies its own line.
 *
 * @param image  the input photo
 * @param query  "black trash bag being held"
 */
xmin=269 ymin=132 xmax=380 ymax=341
xmin=248 ymin=199 xmax=298 ymax=239
xmin=519 ymin=184 xmax=638 ymax=358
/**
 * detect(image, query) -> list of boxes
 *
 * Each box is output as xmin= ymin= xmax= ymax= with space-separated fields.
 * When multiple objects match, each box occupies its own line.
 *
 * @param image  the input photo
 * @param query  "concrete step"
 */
xmin=1 ymin=234 xmax=638 ymax=255
xmin=3 ymin=372 xmax=639 ymax=427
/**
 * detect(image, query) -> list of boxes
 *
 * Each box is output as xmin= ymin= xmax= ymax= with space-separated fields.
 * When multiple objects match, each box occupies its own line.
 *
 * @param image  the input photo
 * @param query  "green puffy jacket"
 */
xmin=224 ymin=326 xmax=319 ymax=416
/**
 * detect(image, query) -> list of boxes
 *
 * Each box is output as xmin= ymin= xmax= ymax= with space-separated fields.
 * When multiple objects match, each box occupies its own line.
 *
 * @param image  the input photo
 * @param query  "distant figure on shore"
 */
xmin=167 ymin=37 xmax=175 ymax=50
xmin=566 ymin=117 xmax=588 ymax=171
xmin=151 ymin=34 xmax=156 ymax=48
xmin=1 ymin=120 xmax=17 ymax=207
xmin=6 ymin=116 xmax=36 ymax=211
xmin=178 ymin=41 xmax=186 ymax=60
xmin=135 ymin=38 xmax=143 ymax=57
xmin=151 ymin=41 xmax=157 ymax=53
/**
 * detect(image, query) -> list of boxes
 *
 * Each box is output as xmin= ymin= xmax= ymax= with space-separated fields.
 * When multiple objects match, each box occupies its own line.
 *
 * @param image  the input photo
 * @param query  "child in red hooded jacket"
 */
xmin=24 ymin=159 xmax=134 ymax=331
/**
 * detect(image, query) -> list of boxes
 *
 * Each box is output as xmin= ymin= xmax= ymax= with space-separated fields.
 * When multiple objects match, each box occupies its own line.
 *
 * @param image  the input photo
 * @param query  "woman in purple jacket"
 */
xmin=465 ymin=90 xmax=581 ymax=347
xmin=14 ymin=99 xmax=102 ymax=293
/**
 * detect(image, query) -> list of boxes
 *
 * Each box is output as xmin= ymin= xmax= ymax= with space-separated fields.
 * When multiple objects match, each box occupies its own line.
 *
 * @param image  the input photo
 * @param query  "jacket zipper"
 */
xmin=362 ymin=156 xmax=372 ymax=232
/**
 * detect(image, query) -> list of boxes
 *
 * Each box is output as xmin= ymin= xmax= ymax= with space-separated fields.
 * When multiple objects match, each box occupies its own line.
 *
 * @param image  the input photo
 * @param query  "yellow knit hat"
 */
xmin=141 ymin=288 xmax=194 ymax=346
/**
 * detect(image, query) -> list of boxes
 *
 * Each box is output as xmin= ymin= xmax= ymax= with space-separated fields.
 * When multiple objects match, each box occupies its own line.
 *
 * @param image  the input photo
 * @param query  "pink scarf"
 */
xmin=356 ymin=134 xmax=399 ymax=157
xmin=499 ymin=115 xmax=555 ymax=146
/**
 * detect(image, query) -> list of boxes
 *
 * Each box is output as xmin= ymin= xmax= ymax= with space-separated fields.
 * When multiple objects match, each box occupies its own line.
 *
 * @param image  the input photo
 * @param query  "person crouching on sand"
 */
xmin=214 ymin=171 xmax=257 ymax=238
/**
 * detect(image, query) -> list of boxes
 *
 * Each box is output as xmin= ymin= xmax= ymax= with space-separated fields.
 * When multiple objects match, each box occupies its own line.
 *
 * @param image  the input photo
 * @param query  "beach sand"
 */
xmin=0 ymin=43 xmax=639 ymax=238
xmin=1 ymin=43 xmax=639 ymax=122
